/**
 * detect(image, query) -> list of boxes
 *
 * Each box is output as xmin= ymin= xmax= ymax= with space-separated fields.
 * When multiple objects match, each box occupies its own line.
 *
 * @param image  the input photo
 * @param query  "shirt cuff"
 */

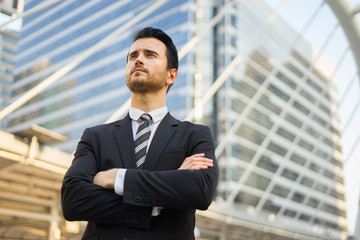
xmin=152 ymin=207 xmax=161 ymax=216
xmin=114 ymin=168 xmax=127 ymax=196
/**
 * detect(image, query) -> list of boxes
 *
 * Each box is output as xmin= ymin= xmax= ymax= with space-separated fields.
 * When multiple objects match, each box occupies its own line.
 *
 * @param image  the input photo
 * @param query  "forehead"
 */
xmin=130 ymin=37 xmax=166 ymax=55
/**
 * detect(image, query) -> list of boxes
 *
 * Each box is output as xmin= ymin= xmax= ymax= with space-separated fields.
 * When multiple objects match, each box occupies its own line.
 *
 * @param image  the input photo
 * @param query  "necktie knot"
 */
xmin=140 ymin=113 xmax=152 ymax=123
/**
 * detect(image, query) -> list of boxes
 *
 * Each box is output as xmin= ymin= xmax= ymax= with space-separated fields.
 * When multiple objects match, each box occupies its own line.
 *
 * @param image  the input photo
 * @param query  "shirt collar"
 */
xmin=129 ymin=106 xmax=168 ymax=123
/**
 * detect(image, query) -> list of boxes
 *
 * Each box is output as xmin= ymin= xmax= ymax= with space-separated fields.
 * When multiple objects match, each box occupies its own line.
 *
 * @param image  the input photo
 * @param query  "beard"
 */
xmin=126 ymin=70 xmax=168 ymax=93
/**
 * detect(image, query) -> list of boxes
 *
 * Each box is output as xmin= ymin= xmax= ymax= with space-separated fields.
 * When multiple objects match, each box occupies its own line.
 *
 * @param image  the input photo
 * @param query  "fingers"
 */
xmin=178 ymin=153 xmax=214 ymax=170
xmin=93 ymin=168 xmax=118 ymax=189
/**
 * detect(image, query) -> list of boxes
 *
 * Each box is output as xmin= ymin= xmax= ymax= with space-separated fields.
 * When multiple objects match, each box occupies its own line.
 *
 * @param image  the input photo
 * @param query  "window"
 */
xmin=292 ymin=192 xmax=305 ymax=203
xmin=258 ymin=95 xmax=282 ymax=115
xmin=276 ymin=127 xmax=296 ymax=141
xmin=300 ymin=176 xmax=314 ymax=187
xmin=329 ymin=156 xmax=342 ymax=167
xmin=231 ymin=144 xmax=256 ymax=163
xmin=316 ymin=149 xmax=328 ymax=159
xmin=319 ymin=103 xmax=331 ymax=116
xmin=322 ymin=203 xmax=344 ymax=217
xmin=299 ymin=214 xmax=311 ymax=221
xmin=300 ymin=89 xmax=316 ymax=103
xmin=307 ymin=198 xmax=320 ymax=208
xmin=293 ymin=101 xmax=310 ymax=115
xmin=298 ymin=139 xmax=314 ymax=152
xmin=231 ymin=14 xmax=237 ymax=27
xmin=281 ymin=168 xmax=299 ymax=181
xmin=329 ymin=189 xmax=345 ymax=201
xmin=249 ymin=50 xmax=273 ymax=72
xmin=305 ymin=126 xmax=320 ymax=138
xmin=315 ymin=183 xmax=328 ymax=193
xmin=322 ymin=136 xmax=334 ymax=148
xmin=290 ymin=153 xmax=306 ymax=166
xmin=323 ymin=169 xmax=335 ymax=180
xmin=248 ymin=108 xmax=273 ymax=129
xmin=262 ymin=200 xmax=281 ymax=214
xmin=245 ymin=65 xmax=266 ymax=85
xmin=267 ymin=141 xmax=287 ymax=156
xmin=235 ymin=192 xmax=260 ymax=207
xmin=271 ymin=184 xmax=290 ymax=198
xmin=237 ymin=124 xmax=266 ymax=145
xmin=231 ymin=35 xmax=237 ymax=48
xmin=285 ymin=63 xmax=304 ymax=78
xmin=284 ymin=209 xmax=297 ymax=218
xmin=257 ymin=155 xmax=279 ymax=173
xmin=329 ymin=123 xmax=340 ymax=136
xmin=268 ymin=84 xmax=290 ymax=101
xmin=307 ymin=78 xmax=322 ymax=92
xmin=245 ymin=172 xmax=271 ymax=191
xmin=312 ymin=114 xmax=327 ymax=126
xmin=309 ymin=162 xmax=320 ymax=172
xmin=231 ymin=98 xmax=246 ymax=113
xmin=231 ymin=166 xmax=244 ymax=182
xmin=276 ymin=71 xmax=297 ymax=89
xmin=285 ymin=113 xmax=303 ymax=128
xmin=232 ymin=79 xmax=257 ymax=99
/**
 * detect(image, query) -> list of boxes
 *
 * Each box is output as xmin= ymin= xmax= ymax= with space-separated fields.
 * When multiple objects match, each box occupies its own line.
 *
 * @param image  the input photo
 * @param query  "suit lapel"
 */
xmin=142 ymin=113 xmax=179 ymax=170
xmin=113 ymin=114 xmax=137 ymax=169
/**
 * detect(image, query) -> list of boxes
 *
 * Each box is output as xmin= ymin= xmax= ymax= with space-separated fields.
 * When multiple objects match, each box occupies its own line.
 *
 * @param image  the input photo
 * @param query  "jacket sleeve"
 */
xmin=123 ymin=125 xmax=219 ymax=210
xmin=61 ymin=128 xmax=153 ymax=229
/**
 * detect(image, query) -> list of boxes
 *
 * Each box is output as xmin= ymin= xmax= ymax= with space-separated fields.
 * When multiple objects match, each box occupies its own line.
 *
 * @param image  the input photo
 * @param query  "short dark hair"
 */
xmin=133 ymin=27 xmax=178 ymax=71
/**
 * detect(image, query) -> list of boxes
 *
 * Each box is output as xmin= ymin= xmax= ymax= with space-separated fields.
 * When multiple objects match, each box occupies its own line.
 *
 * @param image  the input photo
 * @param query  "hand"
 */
xmin=93 ymin=168 xmax=118 ymax=189
xmin=178 ymin=153 xmax=213 ymax=170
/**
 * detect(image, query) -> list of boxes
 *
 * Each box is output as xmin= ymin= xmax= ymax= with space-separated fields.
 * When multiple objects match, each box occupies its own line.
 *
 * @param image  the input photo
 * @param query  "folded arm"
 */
xmin=122 ymin=125 xmax=218 ymax=210
xmin=61 ymin=128 xmax=153 ymax=228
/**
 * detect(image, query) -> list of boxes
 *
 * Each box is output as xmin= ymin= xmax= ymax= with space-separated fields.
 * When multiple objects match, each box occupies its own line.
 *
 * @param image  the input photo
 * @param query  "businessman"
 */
xmin=61 ymin=27 xmax=219 ymax=240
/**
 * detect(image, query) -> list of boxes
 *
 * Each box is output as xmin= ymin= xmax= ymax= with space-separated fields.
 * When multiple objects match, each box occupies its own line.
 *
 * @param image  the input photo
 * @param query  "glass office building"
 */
xmin=212 ymin=1 xmax=346 ymax=239
xmin=0 ymin=2 xmax=21 ymax=128
xmin=7 ymin=0 xmax=346 ymax=239
xmin=8 ymin=0 xmax=198 ymax=151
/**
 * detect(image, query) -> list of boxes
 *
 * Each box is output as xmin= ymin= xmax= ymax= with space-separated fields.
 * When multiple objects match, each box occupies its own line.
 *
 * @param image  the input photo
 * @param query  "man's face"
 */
xmin=126 ymin=37 xmax=169 ymax=93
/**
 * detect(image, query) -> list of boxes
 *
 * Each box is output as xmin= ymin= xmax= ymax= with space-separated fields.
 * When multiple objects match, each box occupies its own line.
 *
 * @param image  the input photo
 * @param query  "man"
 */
xmin=61 ymin=27 xmax=218 ymax=240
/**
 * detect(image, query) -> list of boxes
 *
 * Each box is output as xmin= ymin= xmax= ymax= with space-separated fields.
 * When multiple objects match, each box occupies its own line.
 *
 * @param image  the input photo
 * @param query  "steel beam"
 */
xmin=325 ymin=0 xmax=360 ymax=80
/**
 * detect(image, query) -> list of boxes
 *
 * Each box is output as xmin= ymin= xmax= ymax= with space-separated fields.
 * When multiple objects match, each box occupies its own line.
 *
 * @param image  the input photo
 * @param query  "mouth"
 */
xmin=131 ymin=68 xmax=146 ymax=74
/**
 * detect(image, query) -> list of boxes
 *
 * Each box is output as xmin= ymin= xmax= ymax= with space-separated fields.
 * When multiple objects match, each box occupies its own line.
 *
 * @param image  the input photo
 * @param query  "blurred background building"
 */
xmin=0 ymin=0 xmax=22 ymax=128
xmin=0 ymin=0 xmax=359 ymax=239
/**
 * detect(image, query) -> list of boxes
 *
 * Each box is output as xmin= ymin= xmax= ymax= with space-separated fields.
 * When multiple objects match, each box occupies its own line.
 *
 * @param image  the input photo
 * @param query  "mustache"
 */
xmin=131 ymin=66 xmax=148 ymax=74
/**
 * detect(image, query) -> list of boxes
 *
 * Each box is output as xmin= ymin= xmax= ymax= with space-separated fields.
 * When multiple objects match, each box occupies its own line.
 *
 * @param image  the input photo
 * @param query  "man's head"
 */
xmin=126 ymin=27 xmax=178 ymax=93
xmin=134 ymin=27 xmax=178 ymax=71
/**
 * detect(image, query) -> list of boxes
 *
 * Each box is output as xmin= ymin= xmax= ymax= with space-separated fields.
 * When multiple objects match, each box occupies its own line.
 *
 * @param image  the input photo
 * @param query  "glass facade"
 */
xmin=8 ymin=0 xmax=197 ymax=152
xmin=214 ymin=0 xmax=346 ymax=238
xmin=7 ymin=0 xmax=347 ymax=238
xmin=0 ymin=3 xmax=20 ymax=128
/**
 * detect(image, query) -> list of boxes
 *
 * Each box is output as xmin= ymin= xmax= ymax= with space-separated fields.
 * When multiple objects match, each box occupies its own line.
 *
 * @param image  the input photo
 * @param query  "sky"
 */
xmin=263 ymin=0 xmax=360 ymax=234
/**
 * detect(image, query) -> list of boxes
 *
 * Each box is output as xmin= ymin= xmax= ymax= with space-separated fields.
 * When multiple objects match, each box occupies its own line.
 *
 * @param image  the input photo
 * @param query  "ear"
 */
xmin=166 ymin=68 xmax=177 ymax=85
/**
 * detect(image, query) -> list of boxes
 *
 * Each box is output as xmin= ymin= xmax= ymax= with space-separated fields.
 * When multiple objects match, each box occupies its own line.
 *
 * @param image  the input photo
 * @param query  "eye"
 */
xmin=147 ymin=53 xmax=156 ymax=58
xmin=129 ymin=54 xmax=137 ymax=60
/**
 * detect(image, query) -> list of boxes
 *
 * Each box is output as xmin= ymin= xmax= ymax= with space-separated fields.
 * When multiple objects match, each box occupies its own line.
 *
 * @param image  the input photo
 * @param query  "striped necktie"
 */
xmin=134 ymin=114 xmax=152 ymax=168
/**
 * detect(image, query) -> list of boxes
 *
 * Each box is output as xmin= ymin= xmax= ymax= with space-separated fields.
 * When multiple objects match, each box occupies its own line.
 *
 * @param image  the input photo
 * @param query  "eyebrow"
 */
xmin=128 ymin=49 xmax=159 ymax=58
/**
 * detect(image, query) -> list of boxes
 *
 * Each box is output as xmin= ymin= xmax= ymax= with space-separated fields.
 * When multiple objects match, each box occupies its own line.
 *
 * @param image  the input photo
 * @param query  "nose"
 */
xmin=135 ymin=54 xmax=144 ymax=65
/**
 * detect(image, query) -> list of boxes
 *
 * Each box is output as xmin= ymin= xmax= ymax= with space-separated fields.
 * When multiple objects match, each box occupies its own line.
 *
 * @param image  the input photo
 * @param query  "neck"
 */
xmin=131 ymin=90 xmax=166 ymax=113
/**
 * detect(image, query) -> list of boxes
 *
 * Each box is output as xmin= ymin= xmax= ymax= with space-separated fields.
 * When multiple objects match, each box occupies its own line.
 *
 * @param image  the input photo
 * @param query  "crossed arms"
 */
xmin=61 ymin=124 xmax=219 ymax=229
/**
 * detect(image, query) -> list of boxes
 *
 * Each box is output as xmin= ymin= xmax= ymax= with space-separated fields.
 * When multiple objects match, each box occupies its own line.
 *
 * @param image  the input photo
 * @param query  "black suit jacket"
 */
xmin=61 ymin=113 xmax=219 ymax=240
